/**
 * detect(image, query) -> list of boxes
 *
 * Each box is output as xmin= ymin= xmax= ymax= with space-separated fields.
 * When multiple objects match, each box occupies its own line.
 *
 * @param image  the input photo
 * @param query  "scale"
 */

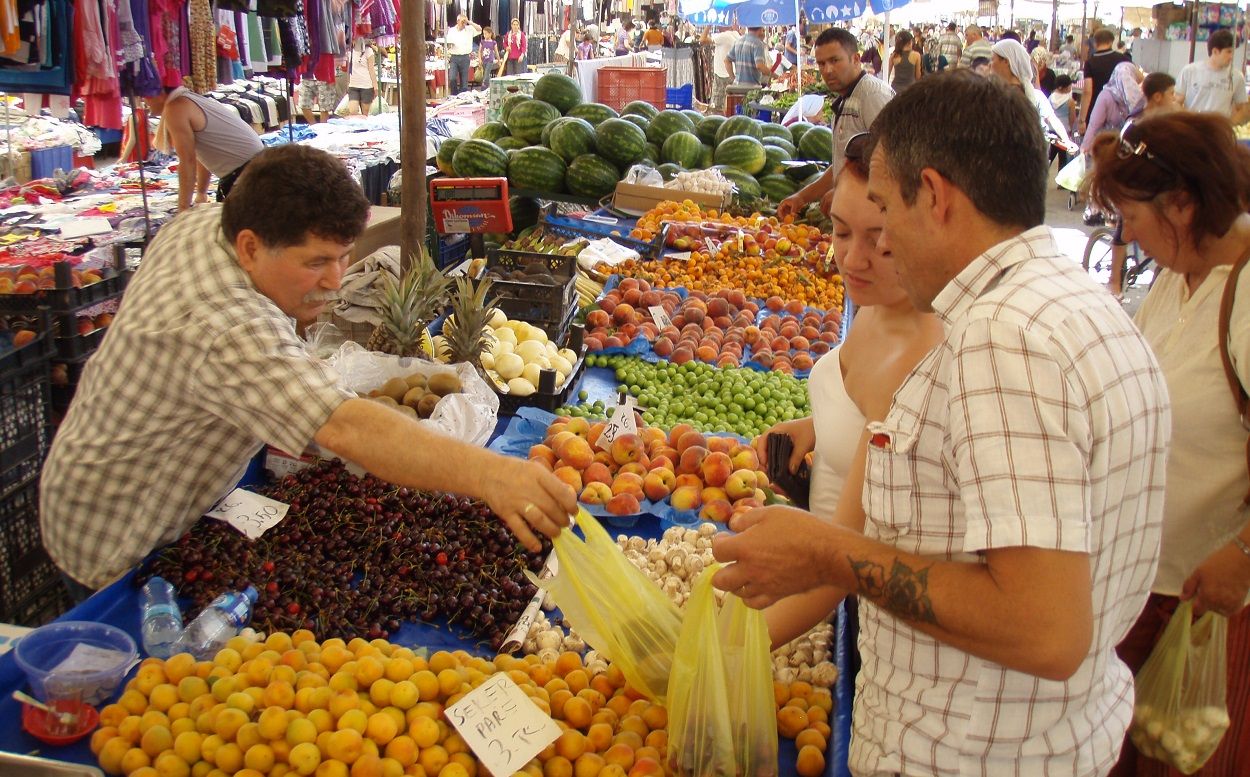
xmin=429 ymin=177 xmax=513 ymax=260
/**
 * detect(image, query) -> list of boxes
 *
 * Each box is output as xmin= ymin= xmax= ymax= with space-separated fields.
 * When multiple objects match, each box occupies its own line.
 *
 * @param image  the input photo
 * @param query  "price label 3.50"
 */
xmin=206 ymin=488 xmax=290 ymax=540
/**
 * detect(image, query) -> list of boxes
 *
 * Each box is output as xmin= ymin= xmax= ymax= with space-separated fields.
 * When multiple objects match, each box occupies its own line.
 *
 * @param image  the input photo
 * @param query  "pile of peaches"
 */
xmin=0 ymin=263 xmax=105 ymax=294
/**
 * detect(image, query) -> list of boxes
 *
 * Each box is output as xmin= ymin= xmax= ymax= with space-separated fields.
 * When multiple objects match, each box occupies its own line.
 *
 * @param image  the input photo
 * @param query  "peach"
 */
xmin=674 ymin=473 xmax=703 ymax=490
xmin=593 ymin=450 xmax=614 ymax=467
xmin=640 ymin=426 xmax=666 ymax=447
xmin=642 ymin=470 xmax=675 ymax=501
xmin=700 ymin=452 xmax=733 ymax=487
xmin=678 ymin=446 xmax=709 ymax=476
xmin=558 ymin=436 xmax=596 ymax=470
xmin=731 ymin=447 xmax=760 ymax=472
xmin=732 ymin=497 xmax=764 ymax=512
xmin=670 ymin=485 xmax=702 ymax=511
xmin=790 ymin=336 xmax=811 ymax=351
xmin=580 ymin=483 xmax=613 ymax=505
xmin=754 ymin=470 xmax=770 ymax=489
xmin=588 ymin=422 xmax=608 ymax=450
xmin=611 ymin=473 xmax=645 ymax=499
xmin=529 ymin=444 xmax=557 ymax=467
xmin=586 ymin=309 xmax=610 ymax=329
xmin=618 ymin=462 xmax=647 ymax=478
xmin=706 ymin=437 xmax=735 ymax=455
xmin=701 ymin=486 xmax=728 ymax=504
xmin=648 ymin=456 xmax=675 ymax=473
xmin=675 ymin=430 xmax=707 ymax=453
xmin=651 ymin=445 xmax=679 ymax=464
xmin=700 ymin=499 xmax=734 ymax=522
xmin=609 ymin=433 xmax=645 ymax=466
xmin=621 ymin=287 xmax=642 ymax=306
xmin=671 ymin=347 xmax=695 ymax=365
xmin=695 ymin=345 xmax=718 ymax=363
xmin=766 ymin=295 xmax=784 ymax=312
xmin=553 ymin=466 xmax=584 ymax=494
xmin=611 ymin=303 xmax=636 ymax=326
xmin=582 ymin=462 xmax=613 ymax=485
xmin=725 ymin=469 xmax=757 ymax=500
xmin=548 ymin=430 xmax=577 ymax=451
xmin=628 ymin=757 xmax=664 ymax=776
xmin=606 ymin=493 xmax=641 ymax=516
xmin=667 ymin=423 xmax=695 ymax=447
xmin=565 ymin=416 xmax=591 ymax=437
xmin=770 ymin=335 xmax=790 ymax=352
xmin=793 ymin=353 xmax=814 ymax=371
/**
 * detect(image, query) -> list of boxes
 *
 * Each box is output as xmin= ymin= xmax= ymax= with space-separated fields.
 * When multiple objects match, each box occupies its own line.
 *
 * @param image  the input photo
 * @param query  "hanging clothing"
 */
xmin=75 ymin=0 xmax=122 ymax=129
xmin=189 ymin=0 xmax=215 ymax=92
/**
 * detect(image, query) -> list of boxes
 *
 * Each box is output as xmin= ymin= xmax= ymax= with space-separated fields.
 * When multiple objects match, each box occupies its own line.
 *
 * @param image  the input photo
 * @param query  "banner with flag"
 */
xmin=680 ymin=0 xmax=798 ymax=27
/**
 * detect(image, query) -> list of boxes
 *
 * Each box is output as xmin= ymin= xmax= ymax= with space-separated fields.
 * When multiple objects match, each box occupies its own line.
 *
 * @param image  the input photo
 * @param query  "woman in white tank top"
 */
xmin=752 ymin=134 xmax=945 ymax=646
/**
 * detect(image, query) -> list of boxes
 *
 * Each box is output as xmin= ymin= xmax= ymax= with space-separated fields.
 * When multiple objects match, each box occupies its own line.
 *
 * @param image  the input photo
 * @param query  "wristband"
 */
xmin=1233 ymin=535 xmax=1250 ymax=561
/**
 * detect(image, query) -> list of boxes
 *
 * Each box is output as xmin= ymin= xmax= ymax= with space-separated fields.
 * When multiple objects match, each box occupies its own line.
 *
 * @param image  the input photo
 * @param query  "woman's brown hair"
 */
xmin=1091 ymin=112 xmax=1250 ymax=248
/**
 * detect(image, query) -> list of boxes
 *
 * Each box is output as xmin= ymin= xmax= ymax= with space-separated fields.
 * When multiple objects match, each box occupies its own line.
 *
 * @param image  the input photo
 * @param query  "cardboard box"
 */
xmin=612 ymin=182 xmax=726 ymax=216
xmin=0 ymin=149 xmax=31 ymax=183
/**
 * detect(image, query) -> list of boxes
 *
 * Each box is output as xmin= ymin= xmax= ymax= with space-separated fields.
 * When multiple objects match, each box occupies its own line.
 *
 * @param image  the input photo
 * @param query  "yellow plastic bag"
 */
xmin=667 ymin=566 xmax=779 ymax=777
xmin=529 ymin=509 xmax=682 ymax=702
xmin=1128 ymin=600 xmax=1230 ymax=774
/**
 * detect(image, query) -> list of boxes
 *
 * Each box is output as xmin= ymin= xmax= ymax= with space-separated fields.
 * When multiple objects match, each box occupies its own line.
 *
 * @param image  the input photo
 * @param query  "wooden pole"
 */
xmin=400 ymin=0 xmax=428 ymax=271
xmin=1050 ymin=0 xmax=1059 ymax=50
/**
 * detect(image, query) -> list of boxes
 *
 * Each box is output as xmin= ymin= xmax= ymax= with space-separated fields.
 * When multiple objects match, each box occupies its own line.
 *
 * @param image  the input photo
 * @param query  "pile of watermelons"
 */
xmin=435 ymin=72 xmax=831 ymax=206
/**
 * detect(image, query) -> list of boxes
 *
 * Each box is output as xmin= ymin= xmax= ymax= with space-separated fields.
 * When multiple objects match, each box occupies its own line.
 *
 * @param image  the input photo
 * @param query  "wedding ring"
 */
xmin=524 ymin=503 xmax=536 ymax=515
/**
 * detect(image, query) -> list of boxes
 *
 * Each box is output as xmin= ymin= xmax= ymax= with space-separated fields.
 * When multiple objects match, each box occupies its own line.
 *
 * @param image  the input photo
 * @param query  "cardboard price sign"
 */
xmin=594 ymin=394 xmax=641 ymax=451
xmin=206 ymin=488 xmax=289 ymax=540
xmin=445 ymin=673 xmax=561 ymax=775
xmin=648 ymin=305 xmax=672 ymax=330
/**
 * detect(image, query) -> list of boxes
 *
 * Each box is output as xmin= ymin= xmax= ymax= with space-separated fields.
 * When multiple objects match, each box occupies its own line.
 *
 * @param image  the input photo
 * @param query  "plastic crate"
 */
xmin=495 ymin=330 xmax=587 ymax=415
xmin=487 ymin=74 xmax=540 ymax=122
xmin=0 ymin=477 xmax=61 ymax=624
xmin=6 ymin=576 xmax=72 ymax=627
xmin=29 ymin=145 xmax=72 ymax=179
xmin=0 ymin=327 xmax=52 ymax=498
xmin=436 ymin=233 xmax=471 ymax=270
xmin=539 ymin=206 xmax=668 ymax=261
xmin=596 ymin=67 xmax=667 ymax=113
xmin=0 ymin=261 xmax=129 ymax=314
xmin=484 ymin=250 xmax=577 ymax=327
xmin=666 ymin=84 xmax=693 ymax=110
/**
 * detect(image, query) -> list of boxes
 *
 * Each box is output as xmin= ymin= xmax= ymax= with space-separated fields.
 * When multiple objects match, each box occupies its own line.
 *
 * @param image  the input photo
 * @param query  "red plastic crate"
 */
xmin=596 ymin=67 xmax=667 ymax=113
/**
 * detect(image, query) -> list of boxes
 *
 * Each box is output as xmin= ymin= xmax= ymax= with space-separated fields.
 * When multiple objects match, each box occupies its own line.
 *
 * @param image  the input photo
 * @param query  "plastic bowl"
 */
xmin=13 ymin=621 xmax=138 ymax=705
xmin=21 ymin=699 xmax=99 ymax=745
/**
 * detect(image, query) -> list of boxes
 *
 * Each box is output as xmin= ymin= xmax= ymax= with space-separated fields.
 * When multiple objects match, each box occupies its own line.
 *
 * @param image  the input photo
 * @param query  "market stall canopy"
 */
xmin=680 ymin=0 xmax=799 ymax=26
xmin=807 ymin=0 xmax=913 ymax=24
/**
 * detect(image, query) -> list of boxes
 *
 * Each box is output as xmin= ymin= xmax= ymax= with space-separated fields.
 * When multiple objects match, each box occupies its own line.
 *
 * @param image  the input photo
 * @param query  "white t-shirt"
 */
xmin=1177 ymin=59 xmax=1248 ymax=115
xmin=713 ymin=30 xmax=741 ymax=79
xmin=831 ymin=73 xmax=894 ymax=175
xmin=446 ymin=25 xmax=477 ymax=56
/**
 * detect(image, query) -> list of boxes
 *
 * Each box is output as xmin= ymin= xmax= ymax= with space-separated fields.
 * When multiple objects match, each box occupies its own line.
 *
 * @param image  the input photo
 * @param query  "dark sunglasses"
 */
xmin=845 ymin=132 xmax=871 ymax=163
xmin=1117 ymin=120 xmax=1179 ymax=178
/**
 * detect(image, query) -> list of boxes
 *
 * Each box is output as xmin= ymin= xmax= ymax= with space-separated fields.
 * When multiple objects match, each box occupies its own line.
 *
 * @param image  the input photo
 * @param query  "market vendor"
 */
xmin=146 ymin=84 xmax=264 ymax=212
xmin=777 ymin=28 xmax=893 ymax=221
xmin=713 ymin=74 xmax=1170 ymax=774
xmin=40 ymin=145 xmax=576 ymax=594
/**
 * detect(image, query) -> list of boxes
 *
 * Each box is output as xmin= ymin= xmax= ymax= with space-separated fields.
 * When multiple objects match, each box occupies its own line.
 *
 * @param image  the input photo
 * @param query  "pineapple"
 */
xmin=442 ymin=275 xmax=498 ymax=367
xmin=367 ymin=248 xmax=450 ymax=357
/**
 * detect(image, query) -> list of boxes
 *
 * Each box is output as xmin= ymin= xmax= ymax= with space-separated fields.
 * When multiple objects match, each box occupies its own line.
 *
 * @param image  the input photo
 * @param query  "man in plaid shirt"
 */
xmin=938 ymin=21 xmax=963 ymax=69
xmin=41 ymin=145 xmax=576 ymax=591
xmin=713 ymin=73 xmax=1169 ymax=776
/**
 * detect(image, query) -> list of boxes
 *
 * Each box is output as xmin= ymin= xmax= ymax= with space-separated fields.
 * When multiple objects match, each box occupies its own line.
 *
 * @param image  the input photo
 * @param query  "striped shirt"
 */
xmin=852 ymin=227 xmax=1170 ymax=776
xmin=728 ymin=34 xmax=767 ymax=85
xmin=41 ymin=205 xmax=351 ymax=588
xmin=938 ymin=32 xmax=963 ymax=67
xmin=962 ymin=38 xmax=993 ymax=66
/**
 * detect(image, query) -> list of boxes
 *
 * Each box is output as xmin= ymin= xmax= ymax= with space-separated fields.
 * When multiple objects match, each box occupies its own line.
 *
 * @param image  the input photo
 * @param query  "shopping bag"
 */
xmin=1129 ymin=600 xmax=1231 ymax=774
xmin=1056 ymin=153 xmax=1087 ymax=192
xmin=530 ymin=509 xmax=682 ymax=702
xmin=717 ymin=576 xmax=780 ymax=775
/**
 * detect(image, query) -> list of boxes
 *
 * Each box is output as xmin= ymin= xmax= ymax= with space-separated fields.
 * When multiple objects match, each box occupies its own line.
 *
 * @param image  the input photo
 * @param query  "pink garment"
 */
xmin=505 ymin=29 xmax=526 ymax=61
xmin=74 ymin=0 xmax=123 ymax=130
xmin=150 ymin=0 xmax=185 ymax=89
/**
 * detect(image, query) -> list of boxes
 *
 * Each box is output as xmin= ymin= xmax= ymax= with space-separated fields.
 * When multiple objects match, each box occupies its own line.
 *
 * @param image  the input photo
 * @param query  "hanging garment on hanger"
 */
xmin=247 ymin=12 xmax=268 ymax=72
xmin=189 ymin=0 xmax=215 ymax=92
xmin=74 ymin=0 xmax=122 ymax=129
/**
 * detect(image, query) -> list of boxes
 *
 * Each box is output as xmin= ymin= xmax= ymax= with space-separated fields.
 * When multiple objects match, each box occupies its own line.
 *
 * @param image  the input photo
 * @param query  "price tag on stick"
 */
xmin=206 ymin=488 xmax=289 ymax=540
xmin=648 ymin=305 xmax=672 ymax=330
xmin=595 ymin=393 xmax=641 ymax=451
xmin=445 ymin=673 xmax=561 ymax=775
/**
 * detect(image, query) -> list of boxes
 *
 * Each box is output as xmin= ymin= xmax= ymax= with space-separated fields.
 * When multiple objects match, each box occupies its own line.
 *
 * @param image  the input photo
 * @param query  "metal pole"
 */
xmin=883 ymin=11 xmax=891 ymax=85
xmin=1188 ymin=0 xmax=1199 ymax=64
xmin=400 ymin=0 xmax=429 ymax=269
xmin=1051 ymin=0 xmax=1060 ymax=50
xmin=127 ymin=91 xmax=153 ymax=239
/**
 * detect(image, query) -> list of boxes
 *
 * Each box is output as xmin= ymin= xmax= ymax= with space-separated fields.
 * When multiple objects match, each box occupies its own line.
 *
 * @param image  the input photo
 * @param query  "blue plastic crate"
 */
xmin=436 ymin=233 xmax=470 ymax=269
xmin=666 ymin=84 xmax=693 ymax=110
xmin=29 ymin=145 xmax=72 ymax=179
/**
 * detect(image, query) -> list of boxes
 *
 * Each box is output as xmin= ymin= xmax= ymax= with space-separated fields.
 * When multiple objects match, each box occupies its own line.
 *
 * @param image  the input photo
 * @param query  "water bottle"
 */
xmin=140 ymin=577 xmax=183 ymax=659
xmin=173 ymin=586 xmax=258 ymax=660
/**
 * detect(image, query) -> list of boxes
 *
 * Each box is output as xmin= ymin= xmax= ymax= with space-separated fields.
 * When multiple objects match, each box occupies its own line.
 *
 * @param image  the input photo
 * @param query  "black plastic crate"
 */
xmin=52 ymin=326 xmax=106 ymax=361
xmin=5 ymin=575 xmax=72 ymax=627
xmin=0 ymin=478 xmax=60 ymax=623
xmin=50 ymin=359 xmax=87 ymax=420
xmin=496 ymin=332 xmax=588 ymax=415
xmin=0 ymin=328 xmax=52 ymax=497
xmin=485 ymin=250 xmax=577 ymax=324
xmin=0 ymin=261 xmax=129 ymax=314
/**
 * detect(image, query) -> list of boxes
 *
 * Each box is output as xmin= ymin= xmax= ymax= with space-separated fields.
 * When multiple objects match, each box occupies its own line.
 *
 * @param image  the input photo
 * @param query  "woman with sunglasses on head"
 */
xmin=751 ymin=132 xmax=945 ymax=646
xmin=1091 ymin=112 xmax=1250 ymax=777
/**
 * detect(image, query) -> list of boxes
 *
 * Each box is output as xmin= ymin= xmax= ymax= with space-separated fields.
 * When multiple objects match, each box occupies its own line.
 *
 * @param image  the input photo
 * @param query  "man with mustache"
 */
xmin=41 ymin=145 xmax=577 ymax=596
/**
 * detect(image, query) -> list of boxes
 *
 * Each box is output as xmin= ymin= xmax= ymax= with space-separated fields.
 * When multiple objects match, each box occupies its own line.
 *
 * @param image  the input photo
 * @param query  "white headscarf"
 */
xmin=992 ymin=38 xmax=1036 ymax=95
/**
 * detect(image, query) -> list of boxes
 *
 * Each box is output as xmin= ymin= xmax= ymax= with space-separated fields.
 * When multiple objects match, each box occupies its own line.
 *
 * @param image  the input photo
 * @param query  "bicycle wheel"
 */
xmin=1082 ymin=226 xmax=1116 ymax=272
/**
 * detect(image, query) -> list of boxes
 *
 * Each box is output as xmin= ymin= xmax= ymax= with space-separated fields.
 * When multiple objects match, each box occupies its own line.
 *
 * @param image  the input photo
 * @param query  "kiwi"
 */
xmin=373 ymin=395 xmax=398 ymax=406
xmin=394 ymin=404 xmax=418 ymax=418
xmin=402 ymin=386 xmax=427 ymax=409
xmin=417 ymin=392 xmax=441 ymax=418
xmin=380 ymin=377 xmax=409 ymax=402
xmin=427 ymin=372 xmax=463 ymax=397
xmin=404 ymin=373 xmax=428 ymax=390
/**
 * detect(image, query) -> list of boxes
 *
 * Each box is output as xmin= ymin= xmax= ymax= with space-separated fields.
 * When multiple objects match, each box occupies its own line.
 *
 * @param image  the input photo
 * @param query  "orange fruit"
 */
xmin=796 ymin=744 xmax=826 ymax=777
xmin=777 ymin=705 xmax=809 ymax=739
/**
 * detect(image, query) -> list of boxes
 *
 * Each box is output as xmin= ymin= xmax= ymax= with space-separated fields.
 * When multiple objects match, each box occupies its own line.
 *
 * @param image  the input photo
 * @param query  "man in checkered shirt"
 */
xmin=41 ymin=145 xmax=576 ymax=592
xmin=713 ymin=73 xmax=1169 ymax=776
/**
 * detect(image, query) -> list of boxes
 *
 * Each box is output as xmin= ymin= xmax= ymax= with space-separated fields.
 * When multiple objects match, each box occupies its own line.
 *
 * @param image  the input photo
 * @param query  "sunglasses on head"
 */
xmin=845 ymin=132 xmax=871 ymax=163
xmin=1117 ymin=120 xmax=1179 ymax=178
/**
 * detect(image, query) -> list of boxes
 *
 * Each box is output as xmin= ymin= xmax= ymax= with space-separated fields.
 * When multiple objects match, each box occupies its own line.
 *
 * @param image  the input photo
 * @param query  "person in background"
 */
xmin=970 ymin=55 xmax=992 ymax=76
xmin=478 ymin=27 xmax=497 ymax=86
xmin=1177 ymin=28 xmax=1250 ymax=124
xmin=1137 ymin=71 xmax=1178 ymax=117
xmin=962 ymin=24 xmax=993 ymax=65
xmin=146 ymin=82 xmax=263 ymax=211
xmin=346 ymin=40 xmax=379 ymax=115
xmin=1079 ymin=27 xmax=1131 ymax=133
xmin=784 ymin=22 xmax=803 ymax=70
xmin=713 ymin=72 xmax=1170 ymax=776
xmin=1091 ymin=110 xmax=1250 ymax=777
xmin=1060 ymin=34 xmax=1078 ymax=58
xmin=643 ymin=21 xmax=664 ymax=51
xmin=889 ymin=29 xmax=922 ymax=92
xmin=1082 ymin=61 xmax=1143 ymax=155
xmin=614 ymin=21 xmax=632 ymax=56
xmin=938 ymin=21 xmax=962 ymax=69
xmin=1033 ymin=46 xmax=1056 ymax=95
xmin=1126 ymin=27 xmax=1142 ymax=56
xmin=705 ymin=23 xmax=741 ymax=113
xmin=298 ymin=77 xmax=338 ymax=125
xmin=992 ymin=38 xmax=1074 ymax=150
xmin=1027 ymin=29 xmax=1039 ymax=52
xmin=1049 ymin=74 xmax=1077 ymax=171
xmin=860 ymin=33 xmax=883 ymax=75
xmin=554 ymin=28 xmax=573 ymax=63
xmin=445 ymin=14 xmax=481 ymax=95
xmin=778 ymin=27 xmax=893 ymax=217
xmin=576 ymin=31 xmax=595 ymax=60
xmin=502 ymin=18 xmax=527 ymax=76
xmin=1001 ymin=29 xmax=1021 ymax=42
xmin=726 ymin=26 xmax=771 ymax=87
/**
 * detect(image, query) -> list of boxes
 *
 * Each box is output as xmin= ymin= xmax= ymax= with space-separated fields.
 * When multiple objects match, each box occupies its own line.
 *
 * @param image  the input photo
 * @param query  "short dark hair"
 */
xmin=946 ymin=22 xmax=957 ymax=32
xmin=1001 ymin=30 xmax=1020 ymax=41
xmin=1142 ymin=71 xmax=1175 ymax=99
xmin=970 ymin=56 xmax=990 ymax=69
xmin=1055 ymin=74 xmax=1073 ymax=89
xmin=1066 ymin=35 xmax=1074 ymax=43
xmin=222 ymin=145 xmax=370 ymax=248
xmin=1208 ymin=28 xmax=1234 ymax=53
xmin=814 ymin=27 xmax=857 ymax=56
xmin=1093 ymin=28 xmax=1115 ymax=45
xmin=870 ymin=71 xmax=1046 ymax=229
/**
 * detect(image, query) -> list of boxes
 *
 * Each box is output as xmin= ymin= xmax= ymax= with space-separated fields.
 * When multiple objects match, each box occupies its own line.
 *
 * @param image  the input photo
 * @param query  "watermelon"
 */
xmin=697 ymin=115 xmax=726 ymax=146
xmin=509 ymin=195 xmax=541 ymax=231
xmin=798 ymin=125 xmax=834 ymax=162
xmin=566 ymin=102 xmax=619 ymax=126
xmin=645 ymin=110 xmax=697 ymax=146
xmin=540 ymin=121 xmax=556 ymax=147
xmin=506 ymin=100 xmax=560 ymax=144
xmin=758 ymin=174 xmax=799 ymax=201
xmin=507 ymin=146 xmax=567 ymax=192
xmin=595 ymin=118 xmax=649 ymax=169
xmin=662 ymin=131 xmax=703 ymax=169
xmin=789 ymin=121 xmax=814 ymax=148
xmin=766 ymin=136 xmax=797 ymax=155
xmin=473 ymin=121 xmax=511 ymax=142
xmin=621 ymin=114 xmax=650 ymax=132
xmin=762 ymin=144 xmax=792 ymax=176
xmin=532 ymin=72 xmax=583 ymax=114
xmin=500 ymin=93 xmax=533 ymax=123
xmin=682 ymin=109 xmax=703 ymax=125
xmin=714 ymin=165 xmax=762 ymax=199
xmin=452 ymin=139 xmax=509 ymax=177
xmin=714 ymin=135 xmax=768 ymax=176
xmin=566 ymin=154 xmax=619 ymax=199
xmin=716 ymin=114 xmax=763 ymax=145
xmin=496 ymin=136 xmax=529 ymax=151
xmin=641 ymin=143 xmax=660 ymax=163
xmin=657 ymin=163 xmax=684 ymax=181
xmin=760 ymin=123 xmax=791 ymax=143
xmin=436 ymin=138 xmax=463 ymax=176
xmin=548 ymin=117 xmax=597 ymax=163
xmin=620 ymin=100 xmax=660 ymax=120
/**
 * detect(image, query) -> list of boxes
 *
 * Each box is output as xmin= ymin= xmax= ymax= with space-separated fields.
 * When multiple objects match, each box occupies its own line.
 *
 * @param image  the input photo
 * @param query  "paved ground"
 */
xmin=1044 ymin=182 xmax=1151 ymax=316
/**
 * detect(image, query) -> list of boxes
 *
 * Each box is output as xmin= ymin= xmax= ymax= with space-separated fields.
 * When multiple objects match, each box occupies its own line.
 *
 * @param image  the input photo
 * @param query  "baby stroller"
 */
xmin=1052 ymin=132 xmax=1085 ymax=211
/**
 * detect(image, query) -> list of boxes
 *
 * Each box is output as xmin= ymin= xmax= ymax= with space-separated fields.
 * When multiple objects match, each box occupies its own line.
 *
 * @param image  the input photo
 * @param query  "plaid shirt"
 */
xmin=41 ymin=205 xmax=351 ymax=588
xmin=728 ymin=34 xmax=767 ymax=85
xmin=852 ymin=227 xmax=1170 ymax=776
xmin=938 ymin=32 xmax=963 ymax=67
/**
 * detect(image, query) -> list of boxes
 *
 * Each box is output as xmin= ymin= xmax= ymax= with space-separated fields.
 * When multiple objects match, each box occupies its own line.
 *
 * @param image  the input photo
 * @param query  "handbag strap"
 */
xmin=1218 ymin=246 xmax=1250 ymax=505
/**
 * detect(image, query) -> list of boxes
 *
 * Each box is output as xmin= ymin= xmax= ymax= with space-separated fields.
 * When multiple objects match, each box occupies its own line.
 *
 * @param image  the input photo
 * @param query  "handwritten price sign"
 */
xmin=206 ymin=488 xmax=289 ymax=540
xmin=445 ymin=673 xmax=560 ymax=775
xmin=594 ymin=393 xmax=641 ymax=451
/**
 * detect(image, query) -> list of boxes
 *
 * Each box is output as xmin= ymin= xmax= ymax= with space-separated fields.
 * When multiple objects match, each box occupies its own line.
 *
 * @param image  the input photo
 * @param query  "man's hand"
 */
xmin=711 ymin=505 xmax=836 ymax=608
xmin=1182 ymin=541 xmax=1250 ymax=617
xmin=777 ymin=193 xmax=809 ymax=220
xmin=481 ymin=457 xmax=577 ymax=552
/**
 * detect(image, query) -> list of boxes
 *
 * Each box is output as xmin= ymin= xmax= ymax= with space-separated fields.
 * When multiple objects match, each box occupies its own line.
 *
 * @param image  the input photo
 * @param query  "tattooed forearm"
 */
xmin=850 ymin=557 xmax=938 ymax=625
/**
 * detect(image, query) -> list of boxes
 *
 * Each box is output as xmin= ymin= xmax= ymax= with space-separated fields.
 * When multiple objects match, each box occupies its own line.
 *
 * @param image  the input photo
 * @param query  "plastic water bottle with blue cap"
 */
xmin=173 ymin=586 xmax=258 ymax=659
xmin=140 ymin=576 xmax=184 ymax=658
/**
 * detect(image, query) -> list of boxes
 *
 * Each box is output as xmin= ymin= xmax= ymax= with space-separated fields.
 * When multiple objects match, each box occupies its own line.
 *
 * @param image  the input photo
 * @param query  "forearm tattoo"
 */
xmin=850 ymin=557 xmax=938 ymax=625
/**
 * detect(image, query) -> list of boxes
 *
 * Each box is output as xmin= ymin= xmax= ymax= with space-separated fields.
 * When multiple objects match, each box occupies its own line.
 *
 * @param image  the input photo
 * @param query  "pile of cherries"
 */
xmin=144 ymin=459 xmax=547 ymax=649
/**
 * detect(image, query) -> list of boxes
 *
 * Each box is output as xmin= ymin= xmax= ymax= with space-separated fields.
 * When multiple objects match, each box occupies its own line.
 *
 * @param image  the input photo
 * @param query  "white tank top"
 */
xmin=349 ymin=49 xmax=374 ymax=89
xmin=169 ymin=87 xmax=263 ymax=177
xmin=807 ymin=345 xmax=867 ymax=519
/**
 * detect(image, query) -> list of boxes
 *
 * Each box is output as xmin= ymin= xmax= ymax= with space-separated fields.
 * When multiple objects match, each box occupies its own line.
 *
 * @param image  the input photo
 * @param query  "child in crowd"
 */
xmin=970 ymin=56 xmax=991 ymax=77
xmin=479 ymin=28 xmax=497 ymax=86
xmin=577 ymin=32 xmax=595 ymax=60
xmin=1048 ymin=74 xmax=1077 ymax=172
